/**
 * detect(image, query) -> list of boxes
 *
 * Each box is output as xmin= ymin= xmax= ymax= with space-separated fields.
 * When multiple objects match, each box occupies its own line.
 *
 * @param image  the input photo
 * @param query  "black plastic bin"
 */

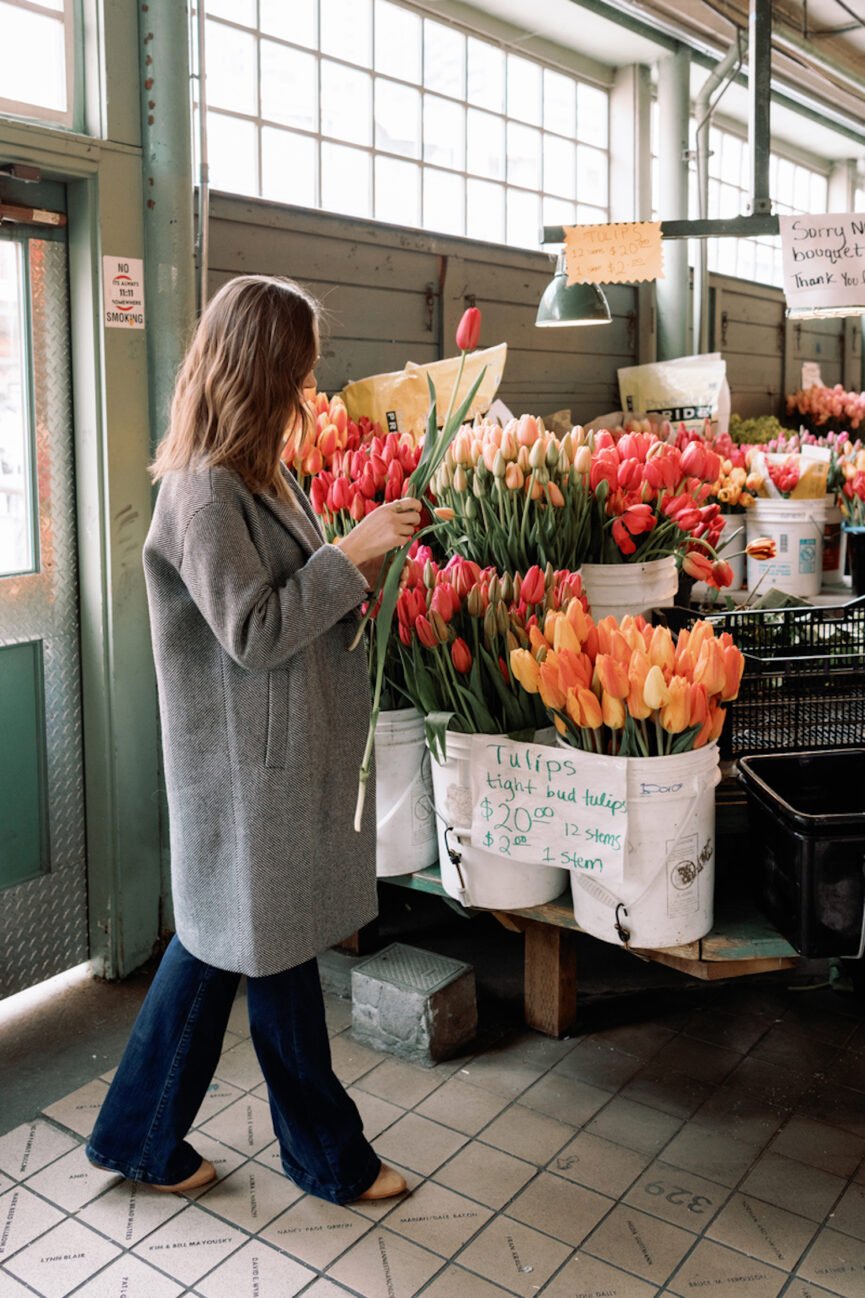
xmin=739 ymin=750 xmax=865 ymax=958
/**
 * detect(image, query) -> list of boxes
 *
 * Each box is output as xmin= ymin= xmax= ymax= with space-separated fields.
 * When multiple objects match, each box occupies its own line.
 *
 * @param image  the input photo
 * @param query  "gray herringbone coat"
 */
xmin=143 ymin=463 xmax=377 ymax=976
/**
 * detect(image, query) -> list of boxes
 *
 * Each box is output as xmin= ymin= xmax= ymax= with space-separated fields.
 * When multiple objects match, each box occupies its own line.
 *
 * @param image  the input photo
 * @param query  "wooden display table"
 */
xmin=380 ymin=867 xmax=798 ymax=1038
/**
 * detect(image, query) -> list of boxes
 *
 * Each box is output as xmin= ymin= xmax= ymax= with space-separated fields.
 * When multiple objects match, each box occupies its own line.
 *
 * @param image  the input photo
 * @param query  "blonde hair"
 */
xmin=152 ymin=275 xmax=319 ymax=501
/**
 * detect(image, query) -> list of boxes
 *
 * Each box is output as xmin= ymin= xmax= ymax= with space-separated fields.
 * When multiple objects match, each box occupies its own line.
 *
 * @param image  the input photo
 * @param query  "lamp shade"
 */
xmin=535 ymin=254 xmax=612 ymax=327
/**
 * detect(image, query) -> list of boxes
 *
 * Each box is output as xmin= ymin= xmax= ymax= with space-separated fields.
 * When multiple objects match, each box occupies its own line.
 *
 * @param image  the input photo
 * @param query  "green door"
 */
xmin=0 ymin=193 xmax=88 ymax=997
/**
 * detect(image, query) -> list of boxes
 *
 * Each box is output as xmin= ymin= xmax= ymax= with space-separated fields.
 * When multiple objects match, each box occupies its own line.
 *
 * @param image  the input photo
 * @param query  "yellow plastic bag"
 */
xmin=340 ymin=343 xmax=507 ymax=440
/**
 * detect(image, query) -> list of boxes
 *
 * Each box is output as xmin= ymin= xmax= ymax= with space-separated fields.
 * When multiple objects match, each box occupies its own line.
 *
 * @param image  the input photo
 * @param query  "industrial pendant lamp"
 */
xmin=535 ymin=253 xmax=612 ymax=327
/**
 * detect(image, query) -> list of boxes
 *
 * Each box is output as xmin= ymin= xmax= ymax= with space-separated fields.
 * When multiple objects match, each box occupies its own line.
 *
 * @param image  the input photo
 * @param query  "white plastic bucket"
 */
xmin=563 ymin=740 xmax=720 ymax=949
xmin=821 ymin=493 xmax=846 ymax=588
xmin=375 ymin=708 xmax=437 ymax=877
xmin=746 ymin=497 xmax=826 ymax=598
xmin=428 ymin=731 xmax=568 ymax=909
xmin=717 ymin=513 xmax=746 ymax=590
xmin=580 ymin=555 xmax=678 ymax=622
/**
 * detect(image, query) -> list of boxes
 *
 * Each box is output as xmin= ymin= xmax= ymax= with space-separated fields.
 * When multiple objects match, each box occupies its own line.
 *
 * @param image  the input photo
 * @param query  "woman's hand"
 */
xmin=335 ymin=499 xmax=423 ymax=569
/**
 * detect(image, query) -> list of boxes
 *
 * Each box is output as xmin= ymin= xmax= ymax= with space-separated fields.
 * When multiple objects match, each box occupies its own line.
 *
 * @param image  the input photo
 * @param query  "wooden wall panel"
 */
xmin=207 ymin=195 xmax=638 ymax=420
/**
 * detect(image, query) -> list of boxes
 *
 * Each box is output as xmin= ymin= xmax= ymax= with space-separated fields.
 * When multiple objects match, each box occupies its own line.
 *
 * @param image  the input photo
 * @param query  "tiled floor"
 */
xmin=3 ymin=976 xmax=865 ymax=1297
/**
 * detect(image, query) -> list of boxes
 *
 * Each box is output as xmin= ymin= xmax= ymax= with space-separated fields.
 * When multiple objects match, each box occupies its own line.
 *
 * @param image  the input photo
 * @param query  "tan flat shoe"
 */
xmin=150 ymin=1159 xmax=217 ymax=1194
xmin=355 ymin=1163 xmax=408 ymax=1202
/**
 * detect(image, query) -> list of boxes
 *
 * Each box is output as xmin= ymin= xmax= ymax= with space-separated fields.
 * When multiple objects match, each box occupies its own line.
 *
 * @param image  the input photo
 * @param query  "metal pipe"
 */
xmin=694 ymin=34 xmax=745 ymax=353
xmin=195 ymin=1 xmax=210 ymax=312
xmin=138 ymin=0 xmax=196 ymax=451
xmin=655 ymin=44 xmax=691 ymax=360
xmin=748 ymin=0 xmax=773 ymax=216
xmin=542 ymin=213 xmax=781 ymax=243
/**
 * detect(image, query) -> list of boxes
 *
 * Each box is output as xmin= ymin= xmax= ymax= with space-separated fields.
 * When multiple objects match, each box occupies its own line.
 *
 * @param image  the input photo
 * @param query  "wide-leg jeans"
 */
xmin=85 ymin=936 xmax=380 ymax=1204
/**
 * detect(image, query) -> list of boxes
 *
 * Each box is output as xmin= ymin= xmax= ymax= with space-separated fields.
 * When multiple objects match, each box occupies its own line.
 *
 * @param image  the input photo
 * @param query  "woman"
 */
xmin=86 ymin=275 xmax=420 ymax=1204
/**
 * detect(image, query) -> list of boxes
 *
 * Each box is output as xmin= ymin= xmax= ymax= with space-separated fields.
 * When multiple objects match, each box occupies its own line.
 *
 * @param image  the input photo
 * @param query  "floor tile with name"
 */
xmin=667 ymin=1238 xmax=787 ymax=1298
xmin=199 ymin=1096 xmax=274 ymax=1158
xmin=382 ymin=1179 xmax=493 ymax=1257
xmin=826 ymin=1180 xmax=865 ymax=1242
xmin=4 ymin=1216 xmax=120 ymax=1298
xmin=260 ymin=1195 xmax=370 ymax=1270
xmin=42 ymin=1080 xmax=110 ymax=1140
xmin=706 ymin=1193 xmax=818 ymax=1271
xmin=507 ymin=1171 xmax=612 ymax=1248
xmin=193 ymin=1078 xmax=245 ymax=1128
xmin=582 ymin=1203 xmax=693 ymax=1287
xmin=549 ymin=1131 xmax=651 ymax=1199
xmin=739 ymin=1151 xmax=846 ymax=1222
xmin=24 ymin=1143 xmax=119 ymax=1212
xmin=194 ymin=1238 xmax=315 ymax=1298
xmin=194 ymin=1160 xmax=303 ymax=1231
xmin=326 ymin=1225 xmax=443 ymax=1298
xmin=131 ymin=1203 xmax=247 ymax=1286
xmin=797 ymin=1226 xmax=865 ymax=1298
xmin=456 ymin=1214 xmax=572 ymax=1297
xmin=0 ymin=1187 xmax=64 ymax=1263
xmin=0 ymin=1121 xmax=79 ymax=1181
xmin=77 ymin=1177 xmax=187 ymax=1246
xmin=541 ymin=1251 xmax=657 ymax=1298
xmin=68 ymin=1252 xmax=185 ymax=1297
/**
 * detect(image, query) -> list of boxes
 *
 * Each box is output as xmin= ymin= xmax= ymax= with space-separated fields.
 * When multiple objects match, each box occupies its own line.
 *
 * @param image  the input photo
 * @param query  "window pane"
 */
xmin=507 ymin=122 xmax=541 ymax=189
xmin=376 ymin=156 xmax=421 ymax=227
xmin=423 ymin=167 xmax=465 ymax=236
xmin=424 ymin=95 xmax=465 ymax=170
xmin=206 ymin=20 xmax=257 ymax=116
xmin=321 ymin=0 xmax=372 ymax=65
xmin=0 ymin=3 xmax=66 ymax=113
xmin=507 ymin=54 xmax=541 ymax=126
xmin=206 ymin=0 xmax=255 ymax=22
xmin=542 ymin=195 xmax=576 ymax=228
xmin=754 ymin=240 xmax=776 ymax=285
xmin=467 ymin=38 xmax=504 ymax=113
xmin=375 ymin=79 xmax=421 ymax=158
xmin=0 ymin=243 xmax=34 ymax=577
xmin=543 ymin=68 xmax=576 ymax=136
xmin=424 ymin=21 xmax=465 ymax=99
xmin=543 ymin=134 xmax=576 ymax=199
xmin=720 ymin=131 xmax=742 ymax=186
xmin=376 ymin=0 xmax=421 ymax=83
xmin=261 ymin=128 xmax=317 ymax=207
xmin=707 ymin=127 xmax=722 ymax=179
xmin=467 ymin=108 xmax=505 ymax=181
xmin=719 ymin=181 xmax=741 ymax=218
xmin=507 ymin=189 xmax=539 ymax=248
xmin=322 ymin=143 xmax=372 ymax=218
xmin=577 ymin=82 xmax=608 ymax=147
xmin=260 ymin=0 xmax=317 ymax=46
xmin=577 ymin=202 xmax=606 ymax=224
xmin=261 ymin=43 xmax=317 ymax=131
xmin=467 ymin=178 xmax=505 ymax=243
xmin=577 ymin=143 xmax=608 ymax=208
xmin=208 ymin=112 xmax=258 ymax=194
xmin=775 ymin=157 xmax=795 ymax=207
xmin=321 ymin=61 xmax=372 ymax=145
xmin=810 ymin=172 xmax=828 ymax=212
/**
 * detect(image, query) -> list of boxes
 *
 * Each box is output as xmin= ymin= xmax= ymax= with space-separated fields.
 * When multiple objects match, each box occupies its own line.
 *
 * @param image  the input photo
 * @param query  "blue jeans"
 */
xmin=86 ymin=936 xmax=380 ymax=1204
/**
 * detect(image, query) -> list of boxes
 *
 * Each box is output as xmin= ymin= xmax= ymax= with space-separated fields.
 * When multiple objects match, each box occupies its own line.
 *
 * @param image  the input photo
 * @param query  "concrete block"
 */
xmin=351 ymin=943 xmax=477 ymax=1067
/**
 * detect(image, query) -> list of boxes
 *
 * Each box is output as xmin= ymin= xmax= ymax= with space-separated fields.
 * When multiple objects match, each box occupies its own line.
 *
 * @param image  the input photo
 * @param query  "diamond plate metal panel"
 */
xmin=0 ymin=238 xmax=88 ymax=997
xmin=356 ymin=943 xmax=471 ymax=994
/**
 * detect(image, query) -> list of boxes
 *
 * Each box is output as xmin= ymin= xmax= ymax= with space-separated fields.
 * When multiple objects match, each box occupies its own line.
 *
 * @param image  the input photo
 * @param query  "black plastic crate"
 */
xmin=739 ymin=751 xmax=865 ymax=958
xmin=653 ymin=598 xmax=865 ymax=759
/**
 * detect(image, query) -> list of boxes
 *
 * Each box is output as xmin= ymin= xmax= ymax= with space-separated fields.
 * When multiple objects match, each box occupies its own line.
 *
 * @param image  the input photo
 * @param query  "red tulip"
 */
xmin=456 ymin=306 xmax=482 ymax=351
xmin=451 ymin=637 xmax=473 ymax=673
xmin=621 ymin=504 xmax=656 ymax=536
xmin=416 ymin=615 xmax=438 ymax=649
xmin=709 ymin=560 xmax=734 ymax=589
xmin=521 ymin=565 xmax=546 ymax=605
xmin=682 ymin=552 xmax=714 ymax=582
xmin=309 ymin=478 xmax=328 ymax=514
xmin=349 ymin=492 xmax=366 ymax=522
xmin=612 ymin=518 xmax=637 ymax=556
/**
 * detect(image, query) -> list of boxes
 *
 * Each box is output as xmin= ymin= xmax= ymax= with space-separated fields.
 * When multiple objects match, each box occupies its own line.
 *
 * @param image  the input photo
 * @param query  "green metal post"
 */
xmin=655 ymin=44 xmax=691 ymax=360
xmin=137 ymin=0 xmax=197 ymax=931
xmin=138 ymin=0 xmax=196 ymax=448
xmin=747 ymin=0 xmax=772 ymax=216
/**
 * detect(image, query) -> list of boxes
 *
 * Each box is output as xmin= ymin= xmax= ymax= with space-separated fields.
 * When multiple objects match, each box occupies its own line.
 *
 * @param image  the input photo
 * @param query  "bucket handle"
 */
xmin=574 ymin=767 xmax=719 ymax=947
xmin=424 ymin=788 xmax=473 ymax=907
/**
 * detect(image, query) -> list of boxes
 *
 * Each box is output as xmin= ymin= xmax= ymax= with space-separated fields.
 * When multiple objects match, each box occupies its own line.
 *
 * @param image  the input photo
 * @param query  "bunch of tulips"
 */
xmin=392 ymin=553 xmax=587 ymax=739
xmin=787 ymin=384 xmax=865 ymax=433
xmin=430 ymin=419 xmax=727 ymax=571
xmin=308 ymin=433 xmax=423 ymax=539
xmin=282 ymin=392 xmax=384 ymax=489
xmin=509 ymin=606 xmax=744 ymax=758
xmin=840 ymin=448 xmax=865 ymax=527
xmin=765 ymin=429 xmax=863 ymax=494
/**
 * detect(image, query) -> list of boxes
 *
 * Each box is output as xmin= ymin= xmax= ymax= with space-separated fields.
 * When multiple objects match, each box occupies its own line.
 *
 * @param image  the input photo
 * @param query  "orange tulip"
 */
xmin=708 ymin=703 xmax=726 ymax=742
xmin=648 ymin=624 xmax=675 ymax=672
xmin=528 ymin=625 xmax=548 ymax=655
xmin=505 ymin=463 xmax=525 ymax=491
xmin=596 ymin=653 xmax=630 ymax=700
xmin=746 ymin=536 xmax=777 ymax=561
xmin=602 ymin=690 xmax=626 ymax=730
xmin=627 ymin=651 xmax=652 ymax=720
xmin=682 ymin=552 xmax=714 ymax=582
xmin=558 ymin=649 xmax=593 ymax=694
xmin=510 ymin=649 xmax=540 ymax=693
xmin=720 ymin=645 xmax=745 ymax=702
xmin=564 ymin=598 xmax=591 ymax=645
xmin=578 ymin=687 xmax=603 ymax=729
xmin=660 ymin=676 xmax=690 ymax=734
xmin=553 ymin=617 xmax=582 ymax=655
xmin=547 ymin=481 xmax=565 ymax=507
xmin=693 ymin=639 xmax=726 ymax=696
xmin=689 ymin=683 xmax=709 ymax=729
xmin=538 ymin=660 xmax=566 ymax=712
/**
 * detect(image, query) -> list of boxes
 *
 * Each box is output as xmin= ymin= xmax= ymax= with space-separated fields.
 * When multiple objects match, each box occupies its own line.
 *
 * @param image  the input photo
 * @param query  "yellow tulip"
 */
xmin=627 ymin=651 xmax=652 ymax=720
xmin=538 ymin=661 xmax=566 ymax=712
xmin=648 ymin=625 xmax=675 ymax=671
xmin=510 ymin=649 xmax=540 ymax=694
xmin=643 ymin=664 xmax=670 ymax=710
xmin=660 ymin=676 xmax=690 ymax=733
xmin=602 ymin=690 xmax=626 ymax=730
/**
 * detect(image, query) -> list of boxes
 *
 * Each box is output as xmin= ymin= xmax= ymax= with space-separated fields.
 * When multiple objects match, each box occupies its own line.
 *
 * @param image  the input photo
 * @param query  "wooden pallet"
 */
xmin=380 ymin=867 xmax=798 ymax=1037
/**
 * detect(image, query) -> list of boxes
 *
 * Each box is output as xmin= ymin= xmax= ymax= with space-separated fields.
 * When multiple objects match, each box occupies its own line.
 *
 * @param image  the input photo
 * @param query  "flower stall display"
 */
xmin=787 ymin=383 xmax=865 ymax=436
xmin=282 ymin=391 xmax=383 ymax=492
xmin=308 ymin=434 xmax=423 ymax=540
xmin=739 ymin=451 xmax=830 ymax=598
xmin=840 ymin=453 xmax=865 ymax=596
xmin=506 ymin=609 xmax=744 ymax=947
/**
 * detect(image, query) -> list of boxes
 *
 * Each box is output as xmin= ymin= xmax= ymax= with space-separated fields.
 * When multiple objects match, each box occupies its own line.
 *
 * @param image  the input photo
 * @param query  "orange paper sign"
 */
xmin=564 ymin=221 xmax=664 ymax=285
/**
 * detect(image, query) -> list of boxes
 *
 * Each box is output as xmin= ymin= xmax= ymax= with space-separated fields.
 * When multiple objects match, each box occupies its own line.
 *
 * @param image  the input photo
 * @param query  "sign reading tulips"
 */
xmin=469 ymin=736 xmax=628 ymax=881
xmin=564 ymin=222 xmax=664 ymax=286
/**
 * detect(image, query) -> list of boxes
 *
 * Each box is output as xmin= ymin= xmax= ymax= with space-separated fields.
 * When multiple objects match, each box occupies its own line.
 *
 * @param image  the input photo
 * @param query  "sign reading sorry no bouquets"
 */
xmin=469 ymin=735 xmax=628 ymax=881
xmin=779 ymin=213 xmax=865 ymax=313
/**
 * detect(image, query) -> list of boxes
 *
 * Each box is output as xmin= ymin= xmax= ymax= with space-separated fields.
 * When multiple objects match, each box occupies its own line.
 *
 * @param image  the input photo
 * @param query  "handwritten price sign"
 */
xmin=469 ymin=736 xmax=628 ymax=882
xmin=564 ymin=221 xmax=664 ymax=286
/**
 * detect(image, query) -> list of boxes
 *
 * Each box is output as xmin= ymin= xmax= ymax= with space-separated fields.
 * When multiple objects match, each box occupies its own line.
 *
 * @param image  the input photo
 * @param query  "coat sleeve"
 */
xmin=178 ymin=497 xmax=370 ymax=671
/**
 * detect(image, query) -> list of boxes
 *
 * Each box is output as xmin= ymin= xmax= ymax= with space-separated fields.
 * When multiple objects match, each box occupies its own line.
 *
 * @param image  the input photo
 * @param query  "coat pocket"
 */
xmin=265 ymin=669 xmax=290 ymax=769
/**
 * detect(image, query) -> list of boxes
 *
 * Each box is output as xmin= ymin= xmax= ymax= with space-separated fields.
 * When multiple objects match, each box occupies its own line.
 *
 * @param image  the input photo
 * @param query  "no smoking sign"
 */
xmin=103 ymin=255 xmax=145 ymax=329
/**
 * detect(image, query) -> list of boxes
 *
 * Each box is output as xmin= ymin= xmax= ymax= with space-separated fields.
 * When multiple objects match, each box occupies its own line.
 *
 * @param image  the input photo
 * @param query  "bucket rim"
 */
xmin=739 ymin=749 xmax=865 ymax=829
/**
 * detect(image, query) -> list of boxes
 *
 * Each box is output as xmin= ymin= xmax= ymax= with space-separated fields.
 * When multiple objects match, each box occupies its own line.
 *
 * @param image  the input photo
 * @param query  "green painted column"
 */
xmin=656 ymin=44 xmax=691 ymax=361
xmin=138 ymin=0 xmax=196 ymax=448
xmin=137 ymin=0 xmax=197 ymax=929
